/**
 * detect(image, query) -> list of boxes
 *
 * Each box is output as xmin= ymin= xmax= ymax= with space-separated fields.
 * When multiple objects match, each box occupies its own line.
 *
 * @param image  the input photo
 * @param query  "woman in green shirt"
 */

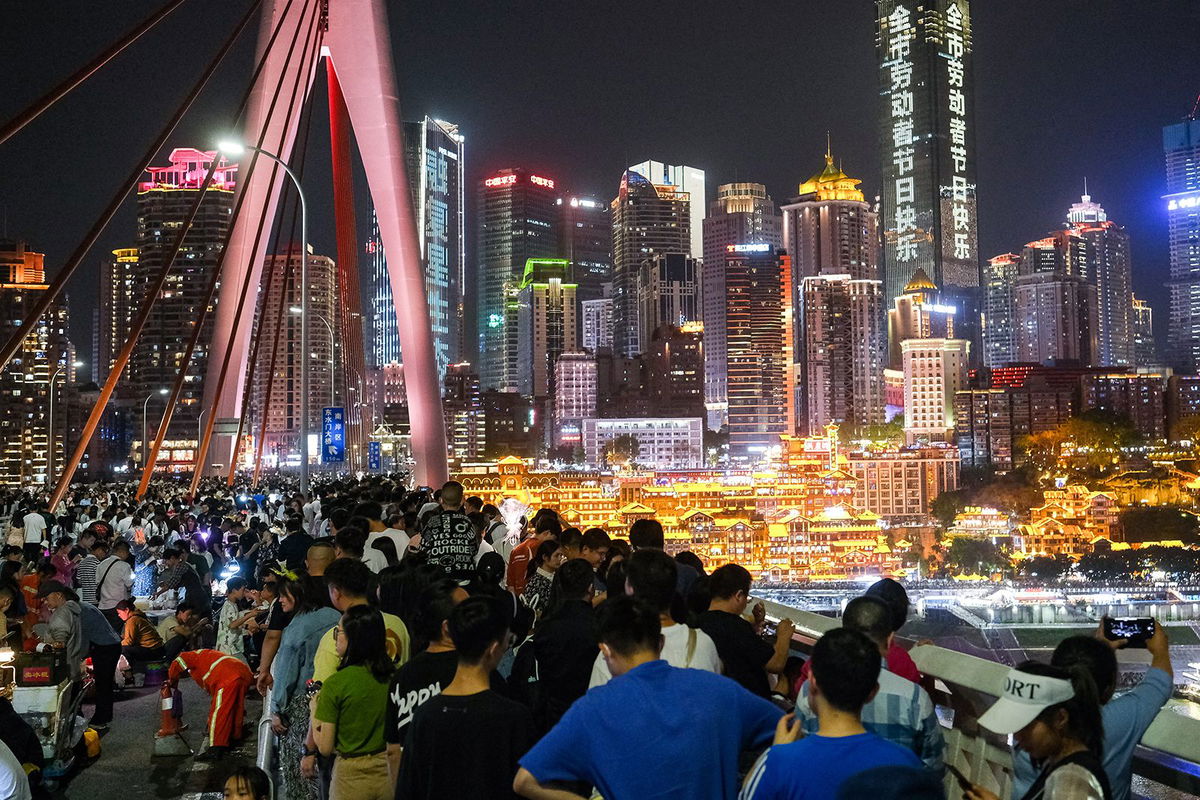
xmin=313 ymin=605 xmax=395 ymax=800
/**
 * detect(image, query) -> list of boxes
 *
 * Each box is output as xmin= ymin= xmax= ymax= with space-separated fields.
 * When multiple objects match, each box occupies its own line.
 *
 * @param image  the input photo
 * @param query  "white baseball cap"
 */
xmin=978 ymin=667 xmax=1075 ymax=734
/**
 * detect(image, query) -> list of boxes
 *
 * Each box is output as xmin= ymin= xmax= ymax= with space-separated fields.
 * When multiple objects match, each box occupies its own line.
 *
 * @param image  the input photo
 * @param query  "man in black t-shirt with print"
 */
xmin=415 ymin=481 xmax=477 ymax=579
xmin=696 ymin=563 xmax=794 ymax=699
xmin=396 ymin=594 xmax=533 ymax=799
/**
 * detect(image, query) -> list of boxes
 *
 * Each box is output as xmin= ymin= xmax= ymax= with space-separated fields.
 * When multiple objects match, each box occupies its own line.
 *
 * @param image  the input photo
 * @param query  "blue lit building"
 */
xmin=1166 ymin=118 xmax=1200 ymax=372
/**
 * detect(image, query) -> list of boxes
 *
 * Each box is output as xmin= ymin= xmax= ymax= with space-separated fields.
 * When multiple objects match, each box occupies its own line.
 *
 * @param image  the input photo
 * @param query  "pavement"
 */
xmin=46 ymin=677 xmax=265 ymax=800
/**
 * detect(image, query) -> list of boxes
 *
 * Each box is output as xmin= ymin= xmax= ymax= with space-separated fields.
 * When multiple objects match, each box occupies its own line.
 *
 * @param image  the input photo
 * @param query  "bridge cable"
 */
xmin=0 ymin=0 xmax=189 ymax=146
xmin=134 ymin=0 xmax=314 ymax=499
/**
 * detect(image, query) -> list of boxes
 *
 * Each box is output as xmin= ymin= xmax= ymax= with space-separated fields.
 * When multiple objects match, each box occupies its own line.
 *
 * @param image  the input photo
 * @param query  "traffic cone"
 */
xmin=153 ymin=684 xmax=192 ymax=758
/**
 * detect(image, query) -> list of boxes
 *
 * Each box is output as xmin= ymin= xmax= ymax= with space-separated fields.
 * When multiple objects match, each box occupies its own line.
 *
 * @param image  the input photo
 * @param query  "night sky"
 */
xmin=3 ymin=1 xmax=1199 ymax=358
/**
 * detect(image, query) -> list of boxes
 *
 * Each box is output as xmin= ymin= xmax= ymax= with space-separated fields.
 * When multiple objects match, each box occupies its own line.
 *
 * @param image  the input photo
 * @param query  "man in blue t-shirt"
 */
xmin=1010 ymin=625 xmax=1173 ymax=800
xmin=515 ymin=594 xmax=782 ymax=800
xmin=740 ymin=628 xmax=922 ymax=800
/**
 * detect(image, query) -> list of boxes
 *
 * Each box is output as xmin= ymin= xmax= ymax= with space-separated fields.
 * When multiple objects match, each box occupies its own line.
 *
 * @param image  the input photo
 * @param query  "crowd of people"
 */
xmin=0 ymin=475 xmax=1180 ymax=800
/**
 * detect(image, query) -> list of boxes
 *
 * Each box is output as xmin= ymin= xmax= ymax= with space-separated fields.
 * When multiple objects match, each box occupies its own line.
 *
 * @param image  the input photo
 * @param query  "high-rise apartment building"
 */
xmin=704 ymin=183 xmax=783 ymax=428
xmin=0 ymin=240 xmax=75 ymax=485
xmin=955 ymin=384 xmax=1075 ymax=469
xmin=556 ymin=195 xmax=612 ymax=306
xmin=394 ymin=117 xmax=466 ymax=375
xmin=876 ymin=1 xmax=980 ymax=341
xmin=478 ymin=168 xmax=560 ymax=389
xmin=250 ymin=248 xmax=338 ymax=468
xmin=643 ymin=323 xmax=705 ymax=420
xmin=96 ymin=247 xmax=137 ymax=384
xmin=611 ymin=170 xmax=691 ymax=357
xmin=983 ymin=253 xmax=1018 ymax=368
xmin=366 ymin=211 xmax=396 ymax=368
xmin=1013 ymin=236 xmax=1099 ymax=365
xmin=1081 ymin=372 xmax=1167 ymax=439
xmin=1132 ymin=295 xmax=1157 ymax=366
xmin=1165 ymin=118 xmax=1200 ymax=371
xmin=901 ymin=337 xmax=969 ymax=444
xmin=554 ymin=351 xmax=598 ymax=448
xmin=127 ymin=148 xmax=237 ymax=446
xmin=516 ymin=258 xmax=577 ymax=398
xmin=724 ymin=246 xmax=787 ymax=461
xmin=781 ymin=152 xmax=883 ymax=435
xmin=1064 ymin=192 xmax=1133 ymax=366
xmin=636 ymin=253 xmax=699 ymax=351
xmin=626 ymin=160 xmax=705 ymax=259
xmin=580 ymin=298 xmax=614 ymax=353
xmin=443 ymin=363 xmax=485 ymax=464
xmin=800 ymin=275 xmax=886 ymax=434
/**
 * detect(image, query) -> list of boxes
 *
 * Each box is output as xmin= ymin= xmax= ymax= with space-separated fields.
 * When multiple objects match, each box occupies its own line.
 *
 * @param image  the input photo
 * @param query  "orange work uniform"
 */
xmin=168 ymin=649 xmax=253 ymax=748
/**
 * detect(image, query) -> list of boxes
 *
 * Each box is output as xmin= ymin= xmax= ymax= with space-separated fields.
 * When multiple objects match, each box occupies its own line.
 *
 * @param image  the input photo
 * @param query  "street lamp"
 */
xmin=47 ymin=359 xmax=84 ymax=486
xmin=290 ymin=306 xmax=335 ymax=408
xmin=143 ymin=388 xmax=169 ymax=469
xmin=218 ymin=138 xmax=310 ymax=493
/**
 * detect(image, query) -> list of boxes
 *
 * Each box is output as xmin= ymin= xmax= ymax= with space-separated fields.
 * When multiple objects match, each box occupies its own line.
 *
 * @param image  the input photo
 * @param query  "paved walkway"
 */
xmin=47 ymin=677 xmax=264 ymax=800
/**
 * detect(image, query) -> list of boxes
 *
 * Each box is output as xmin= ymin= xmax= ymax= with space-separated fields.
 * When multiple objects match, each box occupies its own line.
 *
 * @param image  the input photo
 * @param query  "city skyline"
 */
xmin=1 ymin=2 xmax=1196 ymax=354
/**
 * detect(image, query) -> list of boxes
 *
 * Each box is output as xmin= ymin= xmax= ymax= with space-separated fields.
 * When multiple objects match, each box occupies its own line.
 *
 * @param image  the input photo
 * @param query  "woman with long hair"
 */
xmin=967 ymin=661 xmax=1110 ymax=800
xmin=520 ymin=540 xmax=564 ymax=617
xmin=313 ymin=605 xmax=394 ymax=800
xmin=271 ymin=574 xmax=339 ymax=800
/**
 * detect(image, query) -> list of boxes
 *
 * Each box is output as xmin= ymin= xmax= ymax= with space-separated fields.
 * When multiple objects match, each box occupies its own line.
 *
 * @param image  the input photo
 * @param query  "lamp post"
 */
xmin=218 ymin=139 xmax=309 ymax=493
xmin=290 ymin=306 xmax=335 ymax=408
xmin=143 ymin=388 xmax=169 ymax=469
xmin=46 ymin=359 xmax=84 ymax=486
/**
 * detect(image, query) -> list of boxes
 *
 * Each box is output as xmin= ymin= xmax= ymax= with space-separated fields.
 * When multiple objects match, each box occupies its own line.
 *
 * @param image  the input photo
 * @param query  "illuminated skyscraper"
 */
xmin=886 ymin=269 xmax=956 ymax=368
xmin=723 ymin=245 xmax=787 ymax=462
xmin=1064 ymin=191 xmax=1133 ymax=366
xmin=901 ymin=337 xmax=968 ymax=445
xmin=366 ymin=211 xmax=396 ymax=368
xmin=626 ymin=160 xmax=706 ymax=259
xmin=477 ymin=168 xmax=560 ymax=389
xmin=97 ymin=247 xmax=137 ymax=384
xmin=876 ymin=1 xmax=980 ymax=339
xmin=581 ymin=298 xmax=613 ymax=352
xmin=128 ymin=148 xmax=237 ymax=443
xmin=557 ymin=194 xmax=612 ymax=306
xmin=516 ymin=258 xmax=577 ymax=398
xmin=611 ymin=170 xmax=691 ymax=357
xmin=399 ymin=117 xmax=466 ymax=376
xmin=443 ymin=363 xmax=485 ymax=463
xmin=0 ymin=239 xmax=75 ymax=485
xmin=783 ymin=152 xmax=883 ymax=435
xmin=636 ymin=253 xmax=699 ymax=351
xmin=703 ymin=183 xmax=782 ymax=428
xmin=1013 ymin=237 xmax=1099 ymax=366
xmin=1165 ymin=117 xmax=1200 ymax=371
xmin=250 ymin=248 xmax=339 ymax=469
xmin=1133 ymin=295 xmax=1157 ymax=366
xmin=800 ymin=275 xmax=885 ymax=434
xmin=983 ymin=252 xmax=1018 ymax=368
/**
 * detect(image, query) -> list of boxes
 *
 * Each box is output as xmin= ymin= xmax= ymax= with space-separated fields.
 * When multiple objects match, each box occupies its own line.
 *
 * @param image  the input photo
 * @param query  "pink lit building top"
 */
xmin=139 ymin=148 xmax=238 ymax=192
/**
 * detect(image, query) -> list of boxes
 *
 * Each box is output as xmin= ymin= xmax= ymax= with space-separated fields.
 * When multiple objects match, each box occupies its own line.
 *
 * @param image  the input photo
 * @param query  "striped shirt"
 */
xmin=76 ymin=554 xmax=100 ymax=604
xmin=796 ymin=658 xmax=944 ymax=772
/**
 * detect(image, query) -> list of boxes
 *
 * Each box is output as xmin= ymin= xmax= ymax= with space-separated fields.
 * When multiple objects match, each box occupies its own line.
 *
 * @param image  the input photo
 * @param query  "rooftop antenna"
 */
xmin=1188 ymin=93 xmax=1200 ymax=121
xmin=825 ymin=130 xmax=832 ymax=161
xmin=1083 ymin=176 xmax=1089 ymax=200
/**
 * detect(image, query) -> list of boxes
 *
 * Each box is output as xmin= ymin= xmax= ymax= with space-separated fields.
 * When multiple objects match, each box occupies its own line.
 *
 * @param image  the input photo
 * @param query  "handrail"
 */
xmin=256 ymin=700 xmax=275 ymax=796
xmin=764 ymin=601 xmax=1200 ymax=795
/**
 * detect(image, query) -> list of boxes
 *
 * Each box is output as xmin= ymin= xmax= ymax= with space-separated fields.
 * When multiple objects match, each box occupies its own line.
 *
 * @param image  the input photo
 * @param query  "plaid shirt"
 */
xmin=797 ymin=658 xmax=945 ymax=772
xmin=158 ymin=561 xmax=195 ymax=590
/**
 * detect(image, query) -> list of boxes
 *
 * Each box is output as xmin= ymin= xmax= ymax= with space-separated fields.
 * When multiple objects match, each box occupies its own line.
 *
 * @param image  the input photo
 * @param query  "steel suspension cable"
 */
xmin=133 ymin=0 xmax=309 ymax=501
xmin=189 ymin=1 xmax=324 ymax=496
xmin=0 ymin=0 xmax=189 ymax=146
xmin=0 ymin=0 xmax=266 ymax=376
xmin=134 ymin=0 xmax=317 ymax=499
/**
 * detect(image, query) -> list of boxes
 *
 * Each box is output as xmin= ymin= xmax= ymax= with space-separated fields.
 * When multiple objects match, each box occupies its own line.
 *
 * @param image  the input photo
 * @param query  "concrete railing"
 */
xmin=759 ymin=600 xmax=1200 ymax=798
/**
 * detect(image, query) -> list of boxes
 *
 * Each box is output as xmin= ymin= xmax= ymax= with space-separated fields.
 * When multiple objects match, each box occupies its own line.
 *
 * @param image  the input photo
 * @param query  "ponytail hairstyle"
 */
xmin=1017 ymin=660 xmax=1105 ymax=758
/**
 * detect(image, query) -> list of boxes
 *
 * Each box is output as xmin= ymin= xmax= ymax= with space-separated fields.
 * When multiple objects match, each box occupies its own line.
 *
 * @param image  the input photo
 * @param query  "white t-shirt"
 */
xmin=22 ymin=512 xmax=46 ymax=544
xmin=588 ymin=622 xmax=722 ymax=688
xmin=475 ymin=539 xmax=495 ymax=565
xmin=95 ymin=555 xmax=135 ymax=610
xmin=0 ymin=739 xmax=31 ymax=800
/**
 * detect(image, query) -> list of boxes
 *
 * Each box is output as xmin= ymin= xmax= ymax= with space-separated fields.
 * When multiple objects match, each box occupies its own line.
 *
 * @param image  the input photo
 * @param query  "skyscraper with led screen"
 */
xmin=1166 ymin=118 xmax=1200 ymax=372
xmin=876 ymin=1 xmax=980 ymax=342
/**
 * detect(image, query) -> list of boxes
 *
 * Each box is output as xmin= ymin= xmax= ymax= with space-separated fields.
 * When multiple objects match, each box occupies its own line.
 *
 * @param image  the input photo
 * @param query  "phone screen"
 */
xmin=1104 ymin=617 xmax=1155 ymax=646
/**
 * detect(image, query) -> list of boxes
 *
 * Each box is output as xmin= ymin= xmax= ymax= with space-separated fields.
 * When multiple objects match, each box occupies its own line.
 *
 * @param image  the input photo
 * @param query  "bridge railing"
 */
xmin=757 ymin=598 xmax=1200 ymax=798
